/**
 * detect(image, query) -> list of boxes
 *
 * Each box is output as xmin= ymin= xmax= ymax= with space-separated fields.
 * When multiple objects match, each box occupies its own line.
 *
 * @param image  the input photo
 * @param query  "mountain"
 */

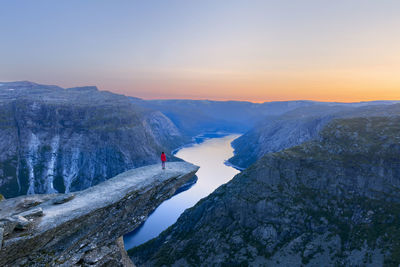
xmin=133 ymin=99 xmax=400 ymax=138
xmin=229 ymin=103 xmax=400 ymax=169
xmin=131 ymin=99 xmax=321 ymax=136
xmin=0 ymin=81 xmax=187 ymax=198
xmin=129 ymin=115 xmax=400 ymax=266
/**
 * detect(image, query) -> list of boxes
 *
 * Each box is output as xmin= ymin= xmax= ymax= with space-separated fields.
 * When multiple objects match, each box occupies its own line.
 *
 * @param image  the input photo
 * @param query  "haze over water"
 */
xmin=124 ymin=134 xmax=240 ymax=250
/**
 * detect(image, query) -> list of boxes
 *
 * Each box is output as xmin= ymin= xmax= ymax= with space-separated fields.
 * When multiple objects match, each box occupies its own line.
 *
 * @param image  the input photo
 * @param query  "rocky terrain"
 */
xmin=3 ymin=81 xmax=395 ymax=199
xmin=0 ymin=81 xmax=187 ymax=198
xmin=229 ymin=103 xmax=400 ymax=169
xmin=134 ymin=99 xmax=400 ymax=141
xmin=130 ymin=116 xmax=400 ymax=266
xmin=0 ymin=161 xmax=199 ymax=266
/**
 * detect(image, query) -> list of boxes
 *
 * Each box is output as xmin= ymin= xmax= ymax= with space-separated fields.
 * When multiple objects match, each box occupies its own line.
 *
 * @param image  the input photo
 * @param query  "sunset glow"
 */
xmin=1 ymin=0 xmax=399 ymax=102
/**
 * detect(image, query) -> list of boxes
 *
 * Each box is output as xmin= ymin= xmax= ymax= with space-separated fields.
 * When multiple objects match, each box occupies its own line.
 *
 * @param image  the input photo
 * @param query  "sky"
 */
xmin=0 ymin=0 xmax=399 ymax=102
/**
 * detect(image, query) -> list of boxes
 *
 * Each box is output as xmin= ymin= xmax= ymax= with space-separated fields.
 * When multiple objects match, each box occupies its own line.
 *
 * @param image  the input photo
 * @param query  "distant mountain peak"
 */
xmin=0 ymin=81 xmax=64 ymax=93
xmin=0 ymin=81 xmax=39 ymax=87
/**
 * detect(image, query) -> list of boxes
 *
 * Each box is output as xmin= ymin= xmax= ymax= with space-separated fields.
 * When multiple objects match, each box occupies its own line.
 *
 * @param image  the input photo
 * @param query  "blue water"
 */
xmin=123 ymin=134 xmax=240 ymax=250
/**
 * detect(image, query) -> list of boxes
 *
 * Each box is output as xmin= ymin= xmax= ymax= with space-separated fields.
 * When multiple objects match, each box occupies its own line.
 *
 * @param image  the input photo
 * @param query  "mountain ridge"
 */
xmin=129 ymin=115 xmax=400 ymax=266
xmin=228 ymin=103 xmax=400 ymax=169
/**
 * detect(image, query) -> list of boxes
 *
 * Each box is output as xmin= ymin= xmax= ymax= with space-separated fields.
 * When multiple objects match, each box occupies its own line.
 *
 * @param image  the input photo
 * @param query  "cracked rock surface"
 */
xmin=0 ymin=162 xmax=199 ymax=266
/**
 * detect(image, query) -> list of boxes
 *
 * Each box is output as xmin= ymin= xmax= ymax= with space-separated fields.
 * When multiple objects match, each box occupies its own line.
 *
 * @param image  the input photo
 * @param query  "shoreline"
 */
xmin=124 ymin=133 xmax=241 ymax=250
xmin=172 ymin=131 xmax=241 ymax=155
xmin=224 ymin=159 xmax=245 ymax=171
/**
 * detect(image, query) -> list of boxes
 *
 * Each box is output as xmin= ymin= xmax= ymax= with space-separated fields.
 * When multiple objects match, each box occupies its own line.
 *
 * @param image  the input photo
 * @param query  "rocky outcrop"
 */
xmin=0 ymin=161 xmax=199 ymax=266
xmin=0 ymin=81 xmax=187 ymax=198
xmin=130 ymin=116 xmax=400 ymax=266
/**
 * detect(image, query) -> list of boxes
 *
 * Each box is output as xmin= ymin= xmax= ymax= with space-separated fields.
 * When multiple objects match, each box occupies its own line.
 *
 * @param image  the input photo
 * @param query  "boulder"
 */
xmin=0 ymin=219 xmax=17 ymax=236
xmin=10 ymin=215 xmax=30 ymax=230
xmin=18 ymin=207 xmax=44 ymax=218
xmin=17 ymin=196 xmax=44 ymax=209
xmin=52 ymin=194 xmax=75 ymax=205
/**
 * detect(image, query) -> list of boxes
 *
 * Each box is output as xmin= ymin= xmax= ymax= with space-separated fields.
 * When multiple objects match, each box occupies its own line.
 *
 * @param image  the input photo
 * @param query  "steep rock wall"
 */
xmin=0 ymin=82 xmax=186 ymax=198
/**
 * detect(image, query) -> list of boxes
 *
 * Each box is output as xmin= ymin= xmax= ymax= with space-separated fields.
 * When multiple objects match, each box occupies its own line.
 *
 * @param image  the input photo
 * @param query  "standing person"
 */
xmin=161 ymin=152 xmax=166 ymax=170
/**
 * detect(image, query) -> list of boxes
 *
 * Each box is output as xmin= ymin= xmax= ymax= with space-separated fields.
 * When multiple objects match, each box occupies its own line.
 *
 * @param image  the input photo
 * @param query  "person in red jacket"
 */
xmin=161 ymin=152 xmax=167 ymax=169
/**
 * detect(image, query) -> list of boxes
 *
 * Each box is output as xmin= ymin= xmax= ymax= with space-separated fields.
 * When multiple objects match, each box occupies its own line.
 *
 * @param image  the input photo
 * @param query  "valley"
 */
xmin=124 ymin=134 xmax=240 ymax=250
xmin=1 ymin=81 xmax=400 ymax=266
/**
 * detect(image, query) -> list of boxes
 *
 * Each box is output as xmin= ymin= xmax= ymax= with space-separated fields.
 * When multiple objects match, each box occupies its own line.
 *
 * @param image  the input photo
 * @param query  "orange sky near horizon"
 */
xmin=1 ymin=1 xmax=400 ymax=103
xmin=98 ymin=65 xmax=400 ymax=103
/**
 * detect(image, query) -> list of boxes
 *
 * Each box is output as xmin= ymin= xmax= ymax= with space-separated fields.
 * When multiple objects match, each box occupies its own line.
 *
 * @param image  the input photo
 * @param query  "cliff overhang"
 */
xmin=0 ymin=162 xmax=199 ymax=266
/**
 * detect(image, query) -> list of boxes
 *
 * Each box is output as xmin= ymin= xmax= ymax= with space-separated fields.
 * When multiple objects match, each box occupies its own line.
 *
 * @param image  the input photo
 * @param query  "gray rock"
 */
xmin=52 ymin=194 xmax=75 ymax=205
xmin=0 ymin=219 xmax=17 ymax=236
xmin=0 ymin=161 xmax=198 ymax=266
xmin=0 ymin=227 xmax=4 ymax=249
xmin=10 ymin=215 xmax=30 ymax=230
xmin=17 ymin=197 xmax=44 ymax=209
xmin=252 ymin=225 xmax=277 ymax=244
xmin=0 ymin=194 xmax=55 ymax=220
xmin=83 ymin=246 xmax=113 ymax=264
xmin=18 ymin=207 xmax=43 ymax=218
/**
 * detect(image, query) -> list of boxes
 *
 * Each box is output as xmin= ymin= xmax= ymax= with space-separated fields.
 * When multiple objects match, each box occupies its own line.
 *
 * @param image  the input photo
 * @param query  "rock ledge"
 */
xmin=0 ymin=162 xmax=199 ymax=266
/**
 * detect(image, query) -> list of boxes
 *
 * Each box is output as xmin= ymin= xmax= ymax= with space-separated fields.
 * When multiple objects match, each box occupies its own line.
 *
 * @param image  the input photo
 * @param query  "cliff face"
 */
xmin=134 ymin=99 xmax=399 ymax=143
xmin=0 ymin=82 xmax=186 ymax=198
xmin=0 ymin=162 xmax=199 ymax=266
xmin=130 ymin=116 xmax=400 ymax=266
xmin=229 ymin=103 xmax=400 ymax=169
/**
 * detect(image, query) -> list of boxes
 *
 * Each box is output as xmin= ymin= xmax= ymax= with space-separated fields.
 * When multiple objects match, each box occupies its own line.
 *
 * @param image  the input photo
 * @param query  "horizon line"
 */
xmin=2 ymin=80 xmax=400 ymax=104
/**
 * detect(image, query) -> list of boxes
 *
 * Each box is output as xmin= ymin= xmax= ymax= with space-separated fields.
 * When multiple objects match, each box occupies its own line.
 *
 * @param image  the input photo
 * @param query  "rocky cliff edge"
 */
xmin=0 ymin=162 xmax=199 ymax=266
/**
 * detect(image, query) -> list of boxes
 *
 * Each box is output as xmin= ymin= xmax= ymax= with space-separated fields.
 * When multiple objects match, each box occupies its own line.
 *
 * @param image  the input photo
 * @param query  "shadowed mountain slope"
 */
xmin=0 ymin=81 xmax=187 ymax=198
xmin=130 ymin=116 xmax=400 ymax=266
xmin=229 ymin=103 xmax=400 ymax=169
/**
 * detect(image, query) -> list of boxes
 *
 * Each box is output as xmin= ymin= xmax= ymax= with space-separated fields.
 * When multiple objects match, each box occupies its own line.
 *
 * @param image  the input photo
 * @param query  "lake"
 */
xmin=123 ymin=134 xmax=240 ymax=250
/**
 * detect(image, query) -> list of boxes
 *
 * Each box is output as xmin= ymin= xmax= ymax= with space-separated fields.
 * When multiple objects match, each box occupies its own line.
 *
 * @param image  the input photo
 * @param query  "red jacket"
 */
xmin=161 ymin=153 xmax=166 ymax=162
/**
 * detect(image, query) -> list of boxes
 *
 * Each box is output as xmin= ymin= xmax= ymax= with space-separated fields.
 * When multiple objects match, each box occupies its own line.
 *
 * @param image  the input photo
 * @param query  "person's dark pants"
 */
xmin=162 ymin=161 xmax=166 ymax=169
